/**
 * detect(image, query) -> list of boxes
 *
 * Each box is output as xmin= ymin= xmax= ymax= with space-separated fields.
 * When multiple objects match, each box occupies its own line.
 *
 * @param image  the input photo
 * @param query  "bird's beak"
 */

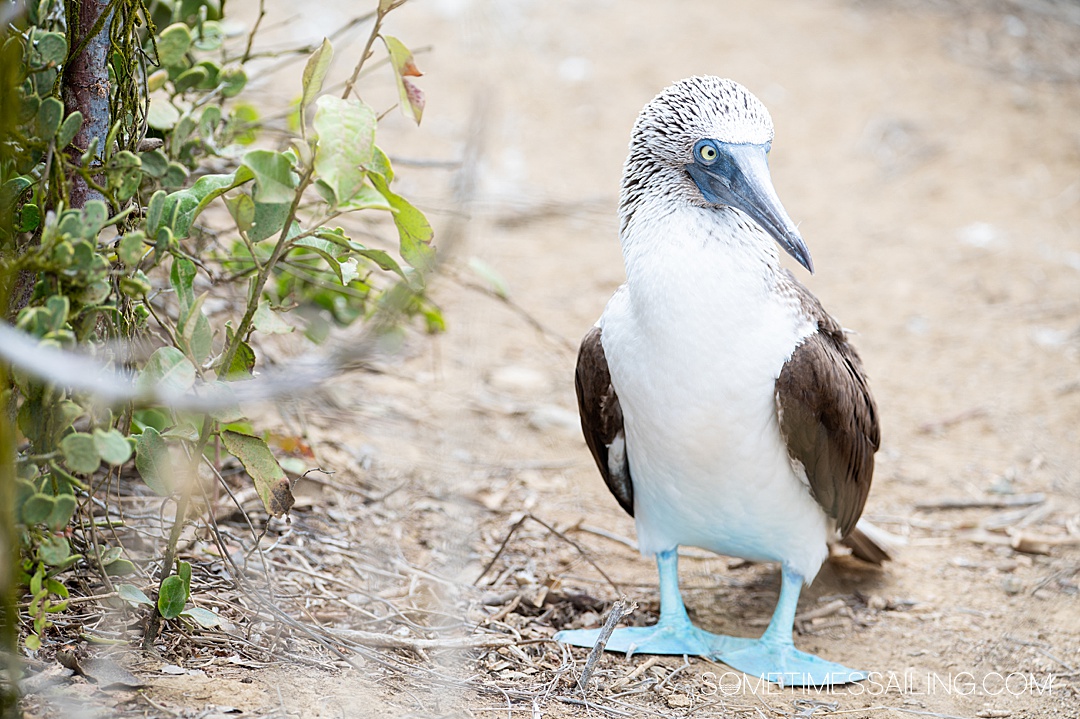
xmin=686 ymin=143 xmax=814 ymax=273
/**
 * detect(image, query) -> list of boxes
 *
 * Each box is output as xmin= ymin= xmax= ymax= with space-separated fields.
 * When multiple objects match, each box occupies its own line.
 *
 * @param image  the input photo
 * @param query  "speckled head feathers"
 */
xmin=620 ymin=77 xmax=777 ymax=229
xmin=632 ymin=77 xmax=773 ymax=162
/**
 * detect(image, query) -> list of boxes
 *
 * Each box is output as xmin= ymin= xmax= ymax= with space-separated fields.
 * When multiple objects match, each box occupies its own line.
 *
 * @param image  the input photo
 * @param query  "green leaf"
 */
xmin=21 ymin=494 xmax=54 ymax=524
xmin=37 ymin=96 xmax=63 ymax=139
xmin=139 ymin=149 xmax=168 ymax=178
xmin=382 ymin=35 xmax=425 ymax=125
xmin=118 ymin=231 xmax=145 ymax=266
xmin=181 ymin=606 xmax=222 ymax=628
xmin=46 ymin=494 xmax=76 ymax=530
xmin=173 ymin=66 xmax=209 ymax=93
xmin=120 ymin=273 xmax=152 ymax=297
xmin=224 ymin=192 xmax=254 ymax=234
xmin=337 ymin=185 xmax=392 ymax=212
xmin=45 ymin=578 xmax=69 ymax=599
xmin=252 ymin=299 xmax=293 ymax=335
xmin=118 ymin=584 xmax=153 ymax=606
xmin=132 ymin=408 xmax=169 ymax=433
xmin=135 ymin=427 xmax=172 ymax=496
xmin=192 ymin=21 xmax=225 ymax=51
xmin=103 ymin=559 xmax=137 ymax=576
xmin=241 ymin=150 xmax=296 ymax=204
xmin=98 ymin=547 xmax=123 ymax=566
xmin=193 ymin=61 xmax=220 ymax=90
xmin=162 ymin=168 xmax=252 ymax=239
xmin=15 ymin=478 xmax=35 ymax=507
xmin=77 ymin=280 xmax=110 ymax=305
xmin=38 ymin=534 xmax=70 ymax=566
xmin=249 ymin=200 xmax=291 ymax=242
xmin=147 ymin=69 xmax=168 ymax=92
xmin=147 ymin=190 xmax=167 ymax=234
xmin=57 ymin=111 xmax=83 ymax=149
xmin=93 ymin=428 xmax=132 ymax=465
xmin=199 ymin=104 xmax=222 ymax=136
xmin=357 ymin=247 xmax=406 ymax=279
xmin=147 ymin=98 xmax=180 ymax=131
xmin=170 ymin=256 xmax=196 ymax=320
xmin=369 ymin=173 xmax=435 ymax=275
xmin=157 ymin=23 xmax=192 ymax=67
xmin=1 ymin=177 xmax=31 ymax=210
xmin=157 ymin=575 xmax=187 ymax=619
xmin=137 ymin=346 xmax=196 ymax=396
xmin=292 ymin=236 xmax=345 ymax=283
xmin=179 ymin=292 xmax=212 ymax=365
xmin=223 ymin=325 xmax=255 ymax=381
xmin=81 ymin=200 xmax=108 ymax=238
xmin=220 ymin=67 xmax=247 ymax=98
xmin=105 ymin=150 xmax=142 ymax=201
xmin=313 ymin=96 xmax=376 ymax=206
xmin=24 ymin=635 xmax=40 ymax=651
xmin=60 ymin=432 xmax=101 ymax=474
xmin=162 ymin=161 xmax=189 ymax=189
xmin=220 ymin=430 xmax=295 ymax=517
xmin=301 ymin=38 xmax=334 ymax=109
xmin=178 ymin=562 xmax=192 ymax=597
xmin=44 ymin=295 xmax=69 ymax=331
xmin=34 ymin=31 xmax=67 ymax=66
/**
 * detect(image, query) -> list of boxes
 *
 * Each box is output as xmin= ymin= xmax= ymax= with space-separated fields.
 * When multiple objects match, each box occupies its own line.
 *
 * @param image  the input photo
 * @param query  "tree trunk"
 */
xmin=62 ymin=0 xmax=112 ymax=208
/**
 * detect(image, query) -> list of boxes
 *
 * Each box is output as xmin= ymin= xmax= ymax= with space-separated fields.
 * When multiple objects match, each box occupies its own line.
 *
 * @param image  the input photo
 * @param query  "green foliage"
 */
xmin=2 ymin=0 xmax=438 ymax=649
xmin=157 ymin=573 xmax=188 ymax=619
xmin=23 ymin=562 xmax=70 ymax=650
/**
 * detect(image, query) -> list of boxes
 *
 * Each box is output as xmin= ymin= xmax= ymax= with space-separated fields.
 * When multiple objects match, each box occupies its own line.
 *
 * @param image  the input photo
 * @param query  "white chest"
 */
xmin=599 ymin=205 xmax=830 ymax=577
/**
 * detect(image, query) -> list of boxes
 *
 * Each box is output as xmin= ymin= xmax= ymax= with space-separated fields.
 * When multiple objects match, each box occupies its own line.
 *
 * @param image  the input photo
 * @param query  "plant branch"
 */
xmin=340 ymin=2 xmax=403 ymax=101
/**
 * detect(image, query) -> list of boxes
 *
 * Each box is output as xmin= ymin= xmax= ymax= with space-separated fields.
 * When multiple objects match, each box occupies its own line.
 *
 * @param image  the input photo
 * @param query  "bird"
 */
xmin=554 ymin=76 xmax=882 ymax=687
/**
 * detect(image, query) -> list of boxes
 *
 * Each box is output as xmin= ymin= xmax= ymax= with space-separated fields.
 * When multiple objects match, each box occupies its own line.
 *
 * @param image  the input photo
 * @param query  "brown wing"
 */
xmin=576 ymin=326 xmax=634 ymax=516
xmin=776 ymin=274 xmax=880 ymax=539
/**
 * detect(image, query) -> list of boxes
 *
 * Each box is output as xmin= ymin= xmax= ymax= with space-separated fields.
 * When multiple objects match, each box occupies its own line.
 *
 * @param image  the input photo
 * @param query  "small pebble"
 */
xmin=665 ymin=693 xmax=692 ymax=709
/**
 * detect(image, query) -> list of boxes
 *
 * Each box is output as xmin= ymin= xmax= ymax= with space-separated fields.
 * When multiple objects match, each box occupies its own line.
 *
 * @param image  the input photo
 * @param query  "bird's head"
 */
xmin=622 ymin=76 xmax=813 ymax=273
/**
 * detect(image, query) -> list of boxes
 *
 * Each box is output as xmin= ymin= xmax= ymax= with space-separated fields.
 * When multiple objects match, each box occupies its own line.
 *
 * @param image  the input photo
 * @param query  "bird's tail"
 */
xmin=840 ymin=519 xmax=901 ymax=565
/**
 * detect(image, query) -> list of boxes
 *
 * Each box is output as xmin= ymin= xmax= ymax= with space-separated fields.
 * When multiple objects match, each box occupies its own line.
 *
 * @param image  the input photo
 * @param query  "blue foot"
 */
xmin=554 ymin=547 xmax=754 ymax=657
xmin=555 ymin=621 xmax=753 ymax=656
xmin=718 ymin=640 xmax=868 ymax=687
xmin=717 ymin=566 xmax=868 ymax=687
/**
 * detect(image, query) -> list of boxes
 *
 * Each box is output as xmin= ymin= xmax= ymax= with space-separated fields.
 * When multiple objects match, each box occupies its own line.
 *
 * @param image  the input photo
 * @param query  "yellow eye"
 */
xmin=696 ymin=141 xmax=719 ymax=164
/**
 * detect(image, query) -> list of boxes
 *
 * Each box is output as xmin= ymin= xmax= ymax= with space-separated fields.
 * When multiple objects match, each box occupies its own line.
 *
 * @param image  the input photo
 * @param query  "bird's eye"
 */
xmin=694 ymin=141 xmax=719 ymax=164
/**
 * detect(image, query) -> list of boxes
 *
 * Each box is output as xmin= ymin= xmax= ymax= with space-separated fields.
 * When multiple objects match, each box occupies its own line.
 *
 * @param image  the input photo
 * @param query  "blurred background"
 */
xmin=221 ymin=0 xmax=1080 ymax=715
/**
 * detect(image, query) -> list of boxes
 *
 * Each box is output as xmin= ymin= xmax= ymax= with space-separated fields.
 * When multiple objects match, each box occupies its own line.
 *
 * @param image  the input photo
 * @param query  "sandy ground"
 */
xmin=24 ymin=0 xmax=1080 ymax=717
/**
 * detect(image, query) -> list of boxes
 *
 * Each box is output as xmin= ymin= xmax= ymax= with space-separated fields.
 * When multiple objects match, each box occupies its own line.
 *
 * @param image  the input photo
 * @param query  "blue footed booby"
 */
xmin=555 ymin=77 xmax=882 ymax=687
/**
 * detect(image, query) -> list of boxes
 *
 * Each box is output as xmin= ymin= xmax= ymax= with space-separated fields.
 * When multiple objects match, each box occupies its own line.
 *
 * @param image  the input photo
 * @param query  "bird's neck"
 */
xmin=619 ymin=195 xmax=782 ymax=286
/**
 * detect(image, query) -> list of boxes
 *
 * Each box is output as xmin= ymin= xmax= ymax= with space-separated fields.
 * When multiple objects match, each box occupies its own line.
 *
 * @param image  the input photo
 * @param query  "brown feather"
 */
xmin=776 ymin=272 xmax=880 ymax=541
xmin=575 ymin=326 xmax=634 ymax=516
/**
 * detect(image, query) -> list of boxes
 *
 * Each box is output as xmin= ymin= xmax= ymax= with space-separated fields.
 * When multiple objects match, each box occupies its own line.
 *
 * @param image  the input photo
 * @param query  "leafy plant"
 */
xmin=0 ymin=0 xmax=438 ymax=660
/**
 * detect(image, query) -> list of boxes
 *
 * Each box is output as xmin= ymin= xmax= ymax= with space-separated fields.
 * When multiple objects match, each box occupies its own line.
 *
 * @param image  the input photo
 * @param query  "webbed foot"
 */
xmin=718 ymin=639 xmax=867 ymax=687
xmin=555 ymin=621 xmax=753 ymax=657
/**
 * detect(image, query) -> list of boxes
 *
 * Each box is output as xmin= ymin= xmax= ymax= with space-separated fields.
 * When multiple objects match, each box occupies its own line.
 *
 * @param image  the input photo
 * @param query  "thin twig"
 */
xmin=915 ymin=493 xmax=1046 ymax=511
xmin=241 ymin=0 xmax=267 ymax=64
xmin=577 ymin=598 xmax=635 ymax=692
xmin=476 ymin=514 xmax=621 ymax=595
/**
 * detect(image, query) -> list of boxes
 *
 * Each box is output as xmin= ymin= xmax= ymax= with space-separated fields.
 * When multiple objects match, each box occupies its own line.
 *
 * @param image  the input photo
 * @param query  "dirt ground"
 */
xmin=23 ymin=0 xmax=1080 ymax=717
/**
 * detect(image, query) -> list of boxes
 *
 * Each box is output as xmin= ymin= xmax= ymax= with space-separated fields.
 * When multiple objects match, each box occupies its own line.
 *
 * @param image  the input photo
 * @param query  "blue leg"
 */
xmin=554 ymin=548 xmax=754 ymax=656
xmin=716 ymin=566 xmax=868 ymax=687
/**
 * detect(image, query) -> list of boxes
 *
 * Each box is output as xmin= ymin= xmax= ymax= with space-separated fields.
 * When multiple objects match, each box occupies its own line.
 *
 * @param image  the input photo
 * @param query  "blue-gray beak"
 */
xmin=686 ymin=142 xmax=813 ymax=273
